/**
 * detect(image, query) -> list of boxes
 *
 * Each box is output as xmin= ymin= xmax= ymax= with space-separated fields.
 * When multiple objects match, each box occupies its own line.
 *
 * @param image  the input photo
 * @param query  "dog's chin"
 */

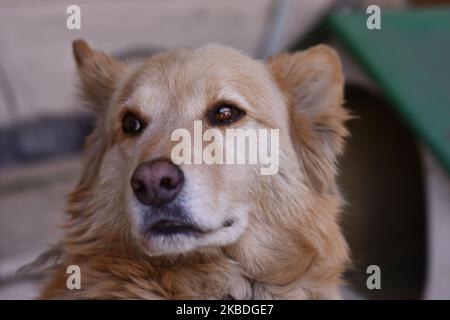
xmin=126 ymin=199 xmax=250 ymax=256
xmin=130 ymin=215 xmax=247 ymax=257
xmin=137 ymin=232 xmax=209 ymax=256
xmin=135 ymin=222 xmax=246 ymax=256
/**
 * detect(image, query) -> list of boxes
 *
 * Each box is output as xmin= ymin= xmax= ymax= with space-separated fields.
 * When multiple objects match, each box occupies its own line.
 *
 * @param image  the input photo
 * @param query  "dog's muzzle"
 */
xmin=131 ymin=158 xmax=205 ymax=237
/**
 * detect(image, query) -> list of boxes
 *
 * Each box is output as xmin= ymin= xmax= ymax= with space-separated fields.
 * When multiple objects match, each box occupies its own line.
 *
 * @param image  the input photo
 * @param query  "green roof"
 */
xmin=326 ymin=9 xmax=450 ymax=174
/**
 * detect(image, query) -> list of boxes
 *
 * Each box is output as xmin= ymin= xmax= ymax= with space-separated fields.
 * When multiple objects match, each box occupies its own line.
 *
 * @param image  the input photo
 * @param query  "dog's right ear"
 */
xmin=72 ymin=39 xmax=125 ymax=112
xmin=266 ymin=45 xmax=349 ymax=192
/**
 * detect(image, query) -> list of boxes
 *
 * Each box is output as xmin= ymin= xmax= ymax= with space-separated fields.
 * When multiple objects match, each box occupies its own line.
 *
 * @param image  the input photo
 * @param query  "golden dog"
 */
xmin=39 ymin=39 xmax=350 ymax=299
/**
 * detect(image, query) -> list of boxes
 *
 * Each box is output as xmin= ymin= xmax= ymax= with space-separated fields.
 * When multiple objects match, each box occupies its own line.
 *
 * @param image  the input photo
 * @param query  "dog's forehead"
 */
xmin=117 ymin=45 xmax=284 ymax=123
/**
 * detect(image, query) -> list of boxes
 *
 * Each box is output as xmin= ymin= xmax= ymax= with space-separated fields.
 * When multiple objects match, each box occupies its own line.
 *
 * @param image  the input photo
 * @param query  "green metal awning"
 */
xmin=299 ymin=8 xmax=450 ymax=174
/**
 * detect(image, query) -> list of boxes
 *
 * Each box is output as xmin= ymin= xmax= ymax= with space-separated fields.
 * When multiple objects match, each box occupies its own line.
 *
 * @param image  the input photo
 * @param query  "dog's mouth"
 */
xmin=132 ymin=203 xmax=243 ymax=255
xmin=145 ymin=218 xmax=206 ymax=237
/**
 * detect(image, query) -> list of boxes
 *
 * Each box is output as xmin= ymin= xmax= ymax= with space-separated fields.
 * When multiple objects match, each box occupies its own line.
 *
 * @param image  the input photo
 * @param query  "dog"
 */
xmin=38 ymin=39 xmax=350 ymax=299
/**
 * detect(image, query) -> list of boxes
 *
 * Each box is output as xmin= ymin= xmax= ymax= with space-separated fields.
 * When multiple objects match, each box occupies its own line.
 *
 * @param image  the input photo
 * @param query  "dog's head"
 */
xmin=69 ymin=40 xmax=348 ymax=277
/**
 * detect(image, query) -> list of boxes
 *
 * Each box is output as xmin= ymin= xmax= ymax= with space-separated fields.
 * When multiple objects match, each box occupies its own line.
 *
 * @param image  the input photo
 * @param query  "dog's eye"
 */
xmin=122 ymin=113 xmax=145 ymax=134
xmin=208 ymin=105 xmax=244 ymax=126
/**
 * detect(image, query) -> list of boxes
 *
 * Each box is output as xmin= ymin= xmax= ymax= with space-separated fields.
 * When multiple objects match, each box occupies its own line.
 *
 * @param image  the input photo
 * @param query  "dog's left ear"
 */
xmin=267 ymin=45 xmax=349 ymax=192
xmin=72 ymin=39 xmax=125 ymax=112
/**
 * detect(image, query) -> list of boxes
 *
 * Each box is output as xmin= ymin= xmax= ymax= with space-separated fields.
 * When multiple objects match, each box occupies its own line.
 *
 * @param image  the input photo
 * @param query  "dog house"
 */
xmin=291 ymin=8 xmax=450 ymax=299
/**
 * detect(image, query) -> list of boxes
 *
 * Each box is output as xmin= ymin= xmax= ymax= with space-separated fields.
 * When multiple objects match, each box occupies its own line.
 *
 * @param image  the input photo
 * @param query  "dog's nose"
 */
xmin=131 ymin=159 xmax=184 ymax=206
